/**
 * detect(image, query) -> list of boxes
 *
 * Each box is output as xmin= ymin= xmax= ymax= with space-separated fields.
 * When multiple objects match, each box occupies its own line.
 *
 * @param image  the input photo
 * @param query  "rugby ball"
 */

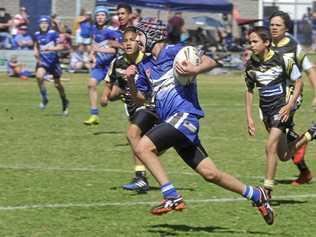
xmin=173 ymin=46 xmax=201 ymax=85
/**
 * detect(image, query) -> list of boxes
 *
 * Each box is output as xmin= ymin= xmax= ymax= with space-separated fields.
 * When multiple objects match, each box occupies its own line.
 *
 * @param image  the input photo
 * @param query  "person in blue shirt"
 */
xmin=11 ymin=24 xmax=33 ymax=50
xmin=125 ymin=18 xmax=274 ymax=225
xmin=84 ymin=6 xmax=123 ymax=125
xmin=76 ymin=11 xmax=93 ymax=47
xmin=34 ymin=16 xmax=69 ymax=116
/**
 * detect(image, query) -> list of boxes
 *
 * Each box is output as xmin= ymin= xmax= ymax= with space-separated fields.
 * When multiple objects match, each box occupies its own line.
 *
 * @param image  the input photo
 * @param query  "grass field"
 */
xmin=0 ymin=72 xmax=316 ymax=237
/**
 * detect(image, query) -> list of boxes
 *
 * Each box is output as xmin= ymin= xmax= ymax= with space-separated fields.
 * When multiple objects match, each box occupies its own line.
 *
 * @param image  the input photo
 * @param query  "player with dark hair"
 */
xmin=269 ymin=10 xmax=316 ymax=186
xmin=124 ymin=18 xmax=275 ymax=225
xmin=100 ymin=26 xmax=159 ymax=192
xmin=34 ymin=16 xmax=69 ymax=115
xmin=245 ymin=26 xmax=316 ymax=197
xmin=117 ymin=4 xmax=133 ymax=30
xmin=102 ymin=4 xmax=134 ymax=57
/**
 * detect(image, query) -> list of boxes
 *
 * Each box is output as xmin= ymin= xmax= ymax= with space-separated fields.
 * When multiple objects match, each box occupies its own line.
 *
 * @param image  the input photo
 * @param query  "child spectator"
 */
xmin=69 ymin=44 xmax=91 ymax=72
xmin=7 ymin=55 xmax=33 ymax=80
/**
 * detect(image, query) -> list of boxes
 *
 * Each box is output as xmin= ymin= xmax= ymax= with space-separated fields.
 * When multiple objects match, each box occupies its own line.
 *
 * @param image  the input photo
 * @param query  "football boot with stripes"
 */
xmin=122 ymin=177 xmax=149 ymax=193
xmin=254 ymin=186 xmax=275 ymax=225
xmin=151 ymin=195 xmax=186 ymax=215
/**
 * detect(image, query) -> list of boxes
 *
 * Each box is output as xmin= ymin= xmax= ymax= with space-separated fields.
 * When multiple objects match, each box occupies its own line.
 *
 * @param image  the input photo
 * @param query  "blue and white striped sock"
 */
xmin=243 ymin=185 xmax=261 ymax=203
xmin=160 ymin=182 xmax=179 ymax=199
xmin=90 ymin=108 xmax=99 ymax=115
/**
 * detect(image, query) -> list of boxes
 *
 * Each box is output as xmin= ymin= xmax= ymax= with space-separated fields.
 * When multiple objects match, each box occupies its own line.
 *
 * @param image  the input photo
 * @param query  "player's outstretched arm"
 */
xmin=92 ymin=44 xmax=116 ymax=54
xmin=44 ymin=43 xmax=64 ymax=52
xmin=107 ymin=40 xmax=123 ymax=50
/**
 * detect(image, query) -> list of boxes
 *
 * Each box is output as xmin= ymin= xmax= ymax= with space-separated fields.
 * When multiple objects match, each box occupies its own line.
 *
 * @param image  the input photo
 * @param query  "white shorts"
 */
xmin=76 ymin=31 xmax=91 ymax=45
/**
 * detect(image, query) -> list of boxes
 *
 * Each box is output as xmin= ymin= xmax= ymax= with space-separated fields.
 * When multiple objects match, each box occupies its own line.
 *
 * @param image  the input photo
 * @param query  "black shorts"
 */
xmin=262 ymin=113 xmax=291 ymax=131
xmin=287 ymin=112 xmax=296 ymax=130
xmin=125 ymin=103 xmax=141 ymax=122
xmin=285 ymin=85 xmax=303 ymax=130
xmin=131 ymin=108 xmax=160 ymax=135
xmin=36 ymin=63 xmax=62 ymax=78
xmin=146 ymin=122 xmax=208 ymax=169
xmin=260 ymin=102 xmax=291 ymax=131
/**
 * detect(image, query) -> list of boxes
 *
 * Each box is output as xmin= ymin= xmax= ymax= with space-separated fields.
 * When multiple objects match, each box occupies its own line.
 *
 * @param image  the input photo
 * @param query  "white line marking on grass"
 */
xmin=0 ymin=165 xmax=133 ymax=174
xmin=0 ymin=165 xmax=291 ymax=180
xmin=1 ymin=194 xmax=316 ymax=211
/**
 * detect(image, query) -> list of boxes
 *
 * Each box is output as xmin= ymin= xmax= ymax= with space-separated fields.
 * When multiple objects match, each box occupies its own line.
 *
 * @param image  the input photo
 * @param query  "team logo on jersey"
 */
xmin=256 ymin=65 xmax=283 ymax=85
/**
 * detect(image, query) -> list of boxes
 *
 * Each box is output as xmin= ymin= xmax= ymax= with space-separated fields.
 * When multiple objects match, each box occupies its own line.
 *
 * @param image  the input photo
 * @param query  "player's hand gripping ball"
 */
xmin=173 ymin=46 xmax=201 ymax=85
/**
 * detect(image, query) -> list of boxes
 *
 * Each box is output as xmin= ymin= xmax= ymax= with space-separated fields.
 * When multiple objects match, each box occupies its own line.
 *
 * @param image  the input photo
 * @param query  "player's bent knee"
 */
xmin=135 ymin=136 xmax=157 ymax=158
xmin=265 ymin=144 xmax=277 ymax=156
xmin=201 ymin=168 xmax=221 ymax=183
xmin=127 ymin=125 xmax=141 ymax=141
xmin=135 ymin=142 xmax=148 ymax=157
xmin=54 ymin=82 xmax=62 ymax=89
xmin=87 ymin=80 xmax=97 ymax=90
xmin=87 ymin=84 xmax=96 ymax=90
xmin=196 ymin=159 xmax=221 ymax=183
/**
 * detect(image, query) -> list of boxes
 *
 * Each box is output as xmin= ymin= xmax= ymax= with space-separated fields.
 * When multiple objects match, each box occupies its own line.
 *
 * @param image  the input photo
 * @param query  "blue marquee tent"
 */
xmin=96 ymin=0 xmax=233 ymax=13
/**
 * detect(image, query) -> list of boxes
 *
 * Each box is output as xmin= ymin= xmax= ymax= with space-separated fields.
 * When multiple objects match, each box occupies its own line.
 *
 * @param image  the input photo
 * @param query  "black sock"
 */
xmin=296 ymin=160 xmax=309 ymax=172
xmin=287 ymin=129 xmax=299 ymax=142
xmin=135 ymin=171 xmax=146 ymax=178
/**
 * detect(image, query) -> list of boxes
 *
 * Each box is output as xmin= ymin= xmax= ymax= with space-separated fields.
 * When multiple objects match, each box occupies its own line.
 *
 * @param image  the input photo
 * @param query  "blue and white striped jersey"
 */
xmin=34 ymin=30 xmax=60 ymax=65
xmin=91 ymin=25 xmax=122 ymax=67
xmin=136 ymin=44 xmax=204 ymax=121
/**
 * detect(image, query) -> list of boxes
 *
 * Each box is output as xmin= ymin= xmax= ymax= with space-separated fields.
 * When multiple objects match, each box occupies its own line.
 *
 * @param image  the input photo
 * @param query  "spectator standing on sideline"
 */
xmin=132 ymin=8 xmax=142 ymax=26
xmin=168 ymin=11 xmax=184 ymax=43
xmin=51 ymin=14 xmax=64 ymax=33
xmin=11 ymin=7 xmax=29 ymax=36
xmin=76 ymin=11 xmax=93 ymax=47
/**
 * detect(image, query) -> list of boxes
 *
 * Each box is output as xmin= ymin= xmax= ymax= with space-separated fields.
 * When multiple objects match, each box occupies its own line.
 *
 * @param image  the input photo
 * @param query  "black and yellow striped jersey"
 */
xmin=271 ymin=35 xmax=312 ymax=73
xmin=105 ymin=52 xmax=145 ymax=117
xmin=245 ymin=49 xmax=301 ymax=112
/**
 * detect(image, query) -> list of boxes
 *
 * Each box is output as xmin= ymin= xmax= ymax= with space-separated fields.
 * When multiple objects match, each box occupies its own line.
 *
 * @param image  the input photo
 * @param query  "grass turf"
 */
xmin=0 ymin=72 xmax=315 ymax=236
